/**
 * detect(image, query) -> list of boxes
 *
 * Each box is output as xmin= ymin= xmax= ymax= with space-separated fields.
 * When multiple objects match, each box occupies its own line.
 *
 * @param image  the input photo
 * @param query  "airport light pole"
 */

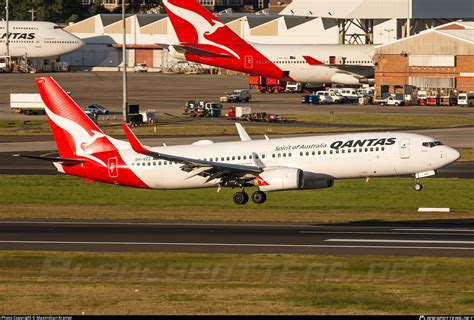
xmin=122 ymin=0 xmax=128 ymax=123
xmin=5 ymin=0 xmax=10 ymax=67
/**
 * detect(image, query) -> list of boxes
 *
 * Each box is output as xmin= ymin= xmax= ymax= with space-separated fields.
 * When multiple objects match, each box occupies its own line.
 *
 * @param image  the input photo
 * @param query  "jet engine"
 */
xmin=302 ymin=178 xmax=334 ymax=190
xmin=256 ymin=168 xmax=304 ymax=192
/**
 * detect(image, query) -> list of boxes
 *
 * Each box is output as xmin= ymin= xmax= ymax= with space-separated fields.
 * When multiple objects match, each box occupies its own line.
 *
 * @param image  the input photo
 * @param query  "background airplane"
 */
xmin=0 ymin=21 xmax=84 ymax=58
xmin=163 ymin=0 xmax=375 ymax=86
xmin=16 ymin=76 xmax=460 ymax=205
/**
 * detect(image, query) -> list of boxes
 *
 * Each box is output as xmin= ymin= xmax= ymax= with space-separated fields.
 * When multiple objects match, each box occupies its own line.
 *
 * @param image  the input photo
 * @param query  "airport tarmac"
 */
xmin=1 ymin=72 xmax=474 ymax=120
xmin=0 ymin=221 xmax=472 ymax=257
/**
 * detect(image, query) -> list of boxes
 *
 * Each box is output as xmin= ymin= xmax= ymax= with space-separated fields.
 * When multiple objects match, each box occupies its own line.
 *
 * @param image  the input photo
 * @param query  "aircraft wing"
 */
xmin=122 ymin=124 xmax=262 ymax=182
xmin=170 ymin=43 xmax=235 ymax=59
xmin=331 ymin=65 xmax=374 ymax=77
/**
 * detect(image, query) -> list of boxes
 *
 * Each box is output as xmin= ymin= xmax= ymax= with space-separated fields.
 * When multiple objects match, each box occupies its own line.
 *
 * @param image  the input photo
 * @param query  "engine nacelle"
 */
xmin=256 ymin=168 xmax=304 ymax=192
xmin=302 ymin=178 xmax=334 ymax=190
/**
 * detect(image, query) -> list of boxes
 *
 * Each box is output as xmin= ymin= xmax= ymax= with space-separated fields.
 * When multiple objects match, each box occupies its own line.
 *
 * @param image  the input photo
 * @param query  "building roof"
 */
xmin=281 ymin=0 xmax=474 ymax=19
xmin=375 ymin=22 xmax=474 ymax=55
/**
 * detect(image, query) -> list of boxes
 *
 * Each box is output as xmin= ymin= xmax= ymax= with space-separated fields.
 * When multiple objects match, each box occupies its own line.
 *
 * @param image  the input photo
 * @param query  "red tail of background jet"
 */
xmin=163 ymin=0 xmax=289 ymax=80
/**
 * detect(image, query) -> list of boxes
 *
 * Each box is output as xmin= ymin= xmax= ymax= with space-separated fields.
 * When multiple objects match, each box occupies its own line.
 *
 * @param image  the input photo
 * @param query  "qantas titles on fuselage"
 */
xmin=0 ymin=21 xmax=84 ymax=58
xmin=21 ymin=76 xmax=460 ymax=205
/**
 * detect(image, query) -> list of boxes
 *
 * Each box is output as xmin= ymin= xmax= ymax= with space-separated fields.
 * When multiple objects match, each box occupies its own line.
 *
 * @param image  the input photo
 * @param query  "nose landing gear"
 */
xmin=413 ymin=178 xmax=423 ymax=191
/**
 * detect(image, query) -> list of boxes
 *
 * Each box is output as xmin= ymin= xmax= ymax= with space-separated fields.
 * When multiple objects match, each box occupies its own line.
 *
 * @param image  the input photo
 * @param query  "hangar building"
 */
xmin=373 ymin=21 xmax=474 ymax=96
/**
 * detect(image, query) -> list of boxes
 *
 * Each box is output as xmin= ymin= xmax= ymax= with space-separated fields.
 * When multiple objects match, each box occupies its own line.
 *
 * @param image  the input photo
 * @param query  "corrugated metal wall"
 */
xmin=409 ymin=55 xmax=455 ymax=66
xmin=409 ymin=77 xmax=455 ymax=88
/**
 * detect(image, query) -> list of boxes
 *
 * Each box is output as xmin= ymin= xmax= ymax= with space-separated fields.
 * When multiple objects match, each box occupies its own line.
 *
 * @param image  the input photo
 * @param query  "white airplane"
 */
xmin=162 ymin=0 xmax=375 ymax=85
xmin=0 ymin=21 xmax=84 ymax=58
xmin=18 ymin=76 xmax=460 ymax=205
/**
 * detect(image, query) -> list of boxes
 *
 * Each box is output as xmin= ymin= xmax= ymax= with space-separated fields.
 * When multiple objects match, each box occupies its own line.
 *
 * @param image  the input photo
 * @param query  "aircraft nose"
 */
xmin=445 ymin=147 xmax=460 ymax=164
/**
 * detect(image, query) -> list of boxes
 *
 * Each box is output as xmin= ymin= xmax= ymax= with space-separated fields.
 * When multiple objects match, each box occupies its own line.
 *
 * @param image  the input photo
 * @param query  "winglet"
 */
xmin=122 ymin=123 xmax=150 ymax=155
xmin=235 ymin=123 xmax=251 ymax=141
xmin=303 ymin=56 xmax=324 ymax=65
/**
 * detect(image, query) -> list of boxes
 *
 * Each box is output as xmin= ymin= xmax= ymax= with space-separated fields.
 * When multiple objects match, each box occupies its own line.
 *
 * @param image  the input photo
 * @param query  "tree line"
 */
xmin=0 ymin=0 xmax=162 ymax=24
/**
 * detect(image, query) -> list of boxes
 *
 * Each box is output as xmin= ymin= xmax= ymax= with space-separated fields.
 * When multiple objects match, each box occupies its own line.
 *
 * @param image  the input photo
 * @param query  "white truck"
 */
xmin=458 ymin=92 xmax=474 ymax=107
xmin=10 ymin=93 xmax=46 ymax=115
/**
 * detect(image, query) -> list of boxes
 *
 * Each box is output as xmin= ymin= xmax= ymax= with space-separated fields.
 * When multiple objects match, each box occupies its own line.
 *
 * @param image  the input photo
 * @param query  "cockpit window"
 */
xmin=422 ymin=141 xmax=443 ymax=148
xmin=54 ymin=26 xmax=61 ymax=29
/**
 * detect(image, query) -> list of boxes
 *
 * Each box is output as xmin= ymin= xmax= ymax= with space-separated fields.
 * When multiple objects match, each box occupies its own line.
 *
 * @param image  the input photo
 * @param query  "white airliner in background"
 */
xmin=163 ymin=0 xmax=375 ymax=85
xmin=0 ymin=21 xmax=84 ymax=58
xmin=17 ymin=76 xmax=460 ymax=205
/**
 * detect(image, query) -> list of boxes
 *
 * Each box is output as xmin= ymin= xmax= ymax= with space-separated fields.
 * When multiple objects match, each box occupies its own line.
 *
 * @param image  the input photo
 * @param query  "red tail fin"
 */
xmin=36 ymin=77 xmax=110 ymax=162
xmin=163 ymin=0 xmax=286 ymax=80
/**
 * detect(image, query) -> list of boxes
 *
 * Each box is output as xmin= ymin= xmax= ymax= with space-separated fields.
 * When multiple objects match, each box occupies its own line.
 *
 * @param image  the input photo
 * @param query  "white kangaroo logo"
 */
xmin=44 ymin=105 xmax=108 ymax=167
xmin=164 ymin=0 xmax=240 ymax=59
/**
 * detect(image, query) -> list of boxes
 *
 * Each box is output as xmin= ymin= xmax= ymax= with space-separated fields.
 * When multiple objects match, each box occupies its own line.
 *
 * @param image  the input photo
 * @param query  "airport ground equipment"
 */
xmin=10 ymin=93 xmax=46 ymax=115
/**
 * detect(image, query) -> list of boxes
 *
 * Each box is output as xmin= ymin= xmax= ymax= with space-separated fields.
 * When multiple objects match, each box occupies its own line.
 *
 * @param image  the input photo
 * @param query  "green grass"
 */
xmin=291 ymin=113 xmax=474 ymax=128
xmin=0 ymin=251 xmax=472 ymax=314
xmin=0 ymin=175 xmax=472 ymax=222
xmin=1 ymin=112 xmax=472 ymax=136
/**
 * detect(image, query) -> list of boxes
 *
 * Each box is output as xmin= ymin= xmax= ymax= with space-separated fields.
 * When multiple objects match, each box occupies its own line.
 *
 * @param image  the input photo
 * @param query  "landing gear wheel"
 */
xmin=251 ymin=191 xmax=267 ymax=204
xmin=233 ymin=192 xmax=249 ymax=205
xmin=414 ymin=183 xmax=423 ymax=191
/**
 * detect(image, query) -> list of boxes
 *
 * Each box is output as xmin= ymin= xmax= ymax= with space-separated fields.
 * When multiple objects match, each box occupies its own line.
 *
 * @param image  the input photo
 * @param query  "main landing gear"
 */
xmin=233 ymin=189 xmax=267 ymax=205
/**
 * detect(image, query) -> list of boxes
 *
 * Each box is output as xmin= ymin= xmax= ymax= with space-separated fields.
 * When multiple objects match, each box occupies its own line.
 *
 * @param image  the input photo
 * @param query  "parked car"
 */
xmin=382 ymin=96 xmax=405 ymax=106
xmin=226 ymin=89 xmax=252 ymax=103
xmin=84 ymin=104 xmax=109 ymax=115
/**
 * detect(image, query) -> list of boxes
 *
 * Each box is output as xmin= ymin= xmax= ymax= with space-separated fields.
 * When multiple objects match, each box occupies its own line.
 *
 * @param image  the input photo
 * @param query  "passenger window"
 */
xmin=375 ymin=147 xmax=379 ymax=151
xmin=238 ymin=156 xmax=241 ymax=160
xmin=382 ymin=147 xmax=385 ymax=151
xmin=153 ymin=162 xmax=156 ymax=166
xmin=289 ymin=153 xmax=292 ymax=157
xmin=226 ymin=157 xmax=230 ymax=161
xmin=312 ymin=151 xmax=315 ymax=155
xmin=243 ymin=155 xmax=247 ymax=160
xmin=262 ymin=154 xmax=265 ymax=159
xmin=306 ymin=152 xmax=309 ymax=156
xmin=318 ymin=151 xmax=321 ymax=155
xmin=323 ymin=151 xmax=327 ymax=155
xmin=365 ymin=148 xmax=368 ymax=152
xmin=370 ymin=148 xmax=373 ymax=152
xmin=359 ymin=148 xmax=363 ymax=152
xmin=232 ymin=156 xmax=235 ymax=160
xmin=283 ymin=153 xmax=286 ymax=157
xmin=330 ymin=150 xmax=333 ymax=154
xmin=278 ymin=153 xmax=281 ymax=158
xmin=300 ymin=152 xmax=303 ymax=156
xmin=272 ymin=154 xmax=276 ymax=158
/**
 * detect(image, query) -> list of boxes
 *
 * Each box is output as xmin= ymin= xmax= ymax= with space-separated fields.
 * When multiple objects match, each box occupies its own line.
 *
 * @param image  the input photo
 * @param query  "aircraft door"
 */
xmin=400 ymin=139 xmax=410 ymax=159
xmin=244 ymin=55 xmax=253 ymax=69
xmin=35 ymin=36 xmax=43 ymax=48
xmin=108 ymin=157 xmax=119 ymax=178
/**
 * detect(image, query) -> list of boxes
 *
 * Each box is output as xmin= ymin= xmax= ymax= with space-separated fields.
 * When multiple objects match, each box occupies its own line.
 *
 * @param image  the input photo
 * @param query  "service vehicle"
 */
xmin=226 ymin=89 xmax=252 ymax=103
xmin=134 ymin=63 xmax=148 ymax=73
xmin=10 ymin=93 xmax=46 ymax=115
xmin=458 ymin=93 xmax=474 ymax=107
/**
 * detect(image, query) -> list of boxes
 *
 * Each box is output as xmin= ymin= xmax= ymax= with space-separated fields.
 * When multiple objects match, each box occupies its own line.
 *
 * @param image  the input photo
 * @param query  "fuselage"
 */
xmin=172 ymin=42 xmax=375 ymax=86
xmin=62 ymin=131 xmax=460 ymax=190
xmin=0 ymin=21 xmax=84 ymax=58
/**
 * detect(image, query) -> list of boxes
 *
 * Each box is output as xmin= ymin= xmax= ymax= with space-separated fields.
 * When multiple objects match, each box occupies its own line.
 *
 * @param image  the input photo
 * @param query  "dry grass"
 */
xmin=0 ymin=251 xmax=472 ymax=314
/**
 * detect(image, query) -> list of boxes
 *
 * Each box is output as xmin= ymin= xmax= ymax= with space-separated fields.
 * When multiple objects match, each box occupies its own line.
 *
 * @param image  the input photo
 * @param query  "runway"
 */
xmin=0 ymin=221 xmax=473 ymax=257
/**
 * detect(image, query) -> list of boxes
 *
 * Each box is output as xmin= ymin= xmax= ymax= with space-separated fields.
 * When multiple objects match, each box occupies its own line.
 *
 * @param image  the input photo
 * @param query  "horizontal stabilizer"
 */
xmin=13 ymin=154 xmax=85 ymax=165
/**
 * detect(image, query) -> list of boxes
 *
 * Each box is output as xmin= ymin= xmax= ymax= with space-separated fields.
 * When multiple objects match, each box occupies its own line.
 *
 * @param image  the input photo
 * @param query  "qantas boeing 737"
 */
xmin=162 ymin=0 xmax=375 ymax=85
xmin=16 ymin=77 xmax=460 ymax=205
xmin=0 ymin=21 xmax=84 ymax=58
